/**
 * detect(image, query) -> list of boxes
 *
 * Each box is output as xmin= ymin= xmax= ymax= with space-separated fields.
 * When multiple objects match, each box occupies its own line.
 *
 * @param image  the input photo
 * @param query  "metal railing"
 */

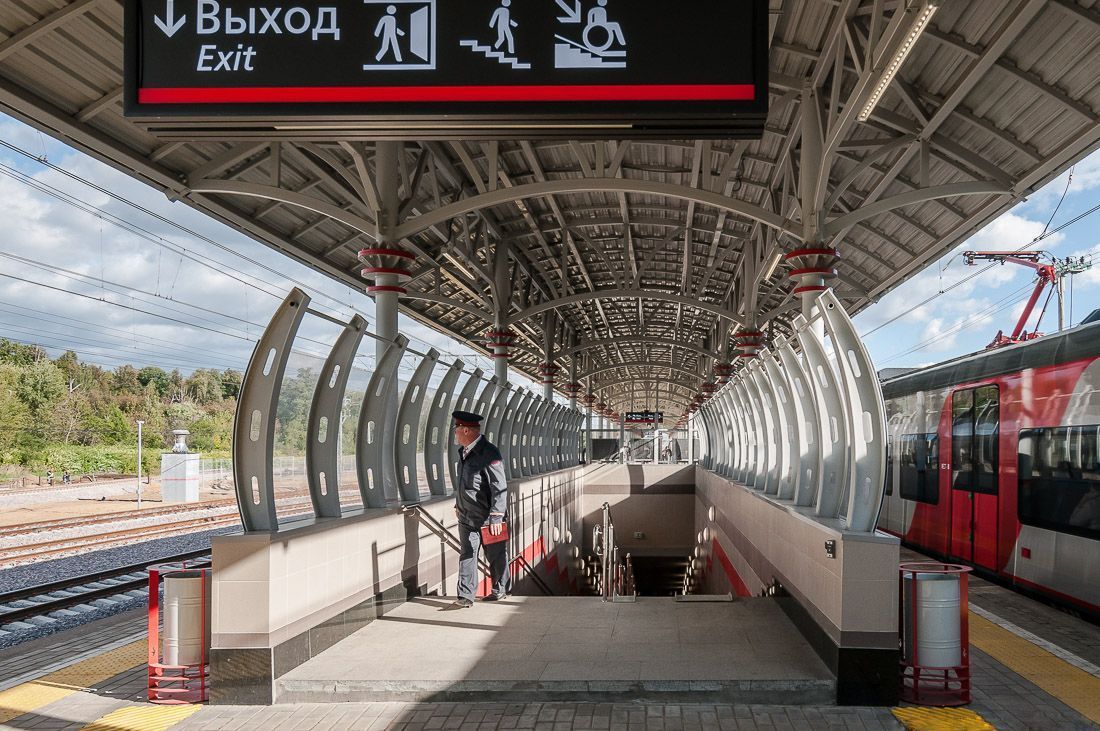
xmin=592 ymin=502 xmax=636 ymax=602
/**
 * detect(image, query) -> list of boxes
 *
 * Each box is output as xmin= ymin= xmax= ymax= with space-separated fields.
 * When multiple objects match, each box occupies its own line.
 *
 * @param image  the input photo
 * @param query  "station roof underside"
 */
xmin=1 ymin=0 xmax=1099 ymax=414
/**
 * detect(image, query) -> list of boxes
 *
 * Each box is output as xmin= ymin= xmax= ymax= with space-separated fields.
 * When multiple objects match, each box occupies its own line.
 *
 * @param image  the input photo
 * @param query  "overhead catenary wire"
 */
xmin=0 ymin=141 xmax=478 ymax=363
xmin=862 ymin=176 xmax=1096 ymax=340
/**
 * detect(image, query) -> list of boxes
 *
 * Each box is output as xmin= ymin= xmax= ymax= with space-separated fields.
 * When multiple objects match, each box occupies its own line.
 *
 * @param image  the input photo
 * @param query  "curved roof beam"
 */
xmin=510 ymin=289 xmax=743 ymax=328
xmin=403 ymin=291 xmax=491 ymax=322
xmin=557 ymin=336 xmax=719 ymax=361
xmin=580 ymin=361 xmax=702 ymax=384
xmin=189 ymin=179 xmax=377 ymax=238
xmin=824 ymin=182 xmax=1009 ymax=235
xmin=394 ymin=179 xmax=799 ymax=241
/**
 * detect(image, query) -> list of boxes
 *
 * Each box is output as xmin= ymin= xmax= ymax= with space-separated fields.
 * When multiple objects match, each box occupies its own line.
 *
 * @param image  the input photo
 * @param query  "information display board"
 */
xmin=124 ymin=0 xmax=768 ymax=138
xmin=625 ymin=411 xmax=663 ymax=425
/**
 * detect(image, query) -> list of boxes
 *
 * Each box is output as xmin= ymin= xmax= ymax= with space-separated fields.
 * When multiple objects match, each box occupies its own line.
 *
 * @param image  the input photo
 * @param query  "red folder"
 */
xmin=480 ymin=522 xmax=509 ymax=545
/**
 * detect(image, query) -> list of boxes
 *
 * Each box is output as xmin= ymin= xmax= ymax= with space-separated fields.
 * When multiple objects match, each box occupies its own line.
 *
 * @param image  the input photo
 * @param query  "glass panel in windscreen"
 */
xmin=1018 ymin=425 xmax=1100 ymax=541
xmin=272 ymin=348 xmax=326 ymax=524
xmin=952 ymin=389 xmax=974 ymax=490
xmin=900 ymin=434 xmax=939 ymax=504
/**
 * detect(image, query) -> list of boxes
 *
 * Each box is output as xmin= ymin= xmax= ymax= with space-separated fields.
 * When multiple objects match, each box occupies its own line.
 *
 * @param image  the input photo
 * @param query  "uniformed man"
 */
xmin=451 ymin=410 xmax=510 ymax=608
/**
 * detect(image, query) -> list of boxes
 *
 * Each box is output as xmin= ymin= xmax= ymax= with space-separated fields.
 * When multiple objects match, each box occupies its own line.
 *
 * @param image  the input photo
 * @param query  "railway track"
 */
xmin=0 ymin=514 xmax=243 ymax=565
xmin=0 ymin=550 xmax=211 ymax=633
xmin=0 ymin=499 xmax=240 ymax=539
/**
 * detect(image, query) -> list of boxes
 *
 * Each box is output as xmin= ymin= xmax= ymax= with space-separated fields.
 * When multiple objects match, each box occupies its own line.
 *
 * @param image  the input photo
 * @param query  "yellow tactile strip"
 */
xmin=969 ymin=611 xmax=1100 ymax=725
xmin=80 ymin=704 xmax=202 ymax=730
xmin=0 ymin=640 xmax=147 ymax=724
xmin=892 ymin=706 xmax=995 ymax=730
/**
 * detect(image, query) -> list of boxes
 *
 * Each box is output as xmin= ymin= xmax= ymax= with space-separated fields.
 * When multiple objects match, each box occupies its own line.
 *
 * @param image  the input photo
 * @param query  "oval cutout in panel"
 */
xmin=863 ymin=411 xmax=874 ymax=439
xmin=817 ymin=365 xmax=829 ymax=387
xmin=366 ymin=421 xmax=375 ymax=445
xmin=251 ymin=476 xmax=261 ymax=505
xmin=410 ymin=385 xmax=420 ymax=403
xmin=262 ymin=348 xmax=277 ymax=376
xmin=829 ymin=417 xmax=839 ymax=443
xmin=430 ymin=426 xmax=439 ymax=444
xmin=375 ymin=378 xmax=387 ymax=397
xmin=366 ymin=468 xmax=374 ymax=491
xmin=317 ymin=416 xmax=328 ymax=444
xmin=329 ymin=365 xmax=341 ymax=389
xmin=402 ymin=423 xmax=411 ymax=445
xmin=319 ymin=471 xmax=328 ymax=496
xmin=847 ymin=350 xmax=862 ymax=378
xmin=249 ymin=410 xmax=263 ymax=442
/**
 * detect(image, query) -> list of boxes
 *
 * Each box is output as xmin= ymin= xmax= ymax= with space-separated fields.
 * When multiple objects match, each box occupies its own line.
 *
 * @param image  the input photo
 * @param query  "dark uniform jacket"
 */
xmin=455 ymin=436 xmax=508 ymax=529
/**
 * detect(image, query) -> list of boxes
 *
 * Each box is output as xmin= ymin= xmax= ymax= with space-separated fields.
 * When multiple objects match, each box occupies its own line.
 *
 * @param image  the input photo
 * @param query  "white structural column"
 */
xmin=762 ymin=349 xmax=797 ymax=501
xmin=796 ymin=308 xmax=850 ymax=520
xmin=777 ymin=340 xmax=822 ymax=507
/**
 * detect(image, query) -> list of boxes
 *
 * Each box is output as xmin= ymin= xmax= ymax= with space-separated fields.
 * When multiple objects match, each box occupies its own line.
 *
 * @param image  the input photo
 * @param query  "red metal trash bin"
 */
xmin=148 ymin=560 xmax=211 ymax=704
xmin=899 ymin=561 xmax=972 ymax=706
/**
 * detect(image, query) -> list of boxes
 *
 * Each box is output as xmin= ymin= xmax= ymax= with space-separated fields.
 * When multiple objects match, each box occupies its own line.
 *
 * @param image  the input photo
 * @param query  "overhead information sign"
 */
xmin=124 ymin=0 xmax=767 ymax=138
xmin=625 ymin=411 xmax=663 ymax=425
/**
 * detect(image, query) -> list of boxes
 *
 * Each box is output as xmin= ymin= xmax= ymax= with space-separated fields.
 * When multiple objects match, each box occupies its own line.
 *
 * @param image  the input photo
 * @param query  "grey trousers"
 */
xmin=457 ymin=523 xmax=511 ymax=600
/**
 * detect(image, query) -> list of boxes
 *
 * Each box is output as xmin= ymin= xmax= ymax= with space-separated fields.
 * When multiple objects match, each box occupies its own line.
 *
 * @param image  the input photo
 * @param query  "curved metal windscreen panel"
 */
xmin=520 ymin=394 xmax=542 ymax=477
xmin=796 ymin=311 xmax=850 ymax=520
xmin=425 ymin=359 xmax=464 ymax=496
xmin=777 ymin=339 xmax=821 ymax=507
xmin=356 ymin=334 xmax=408 ymax=509
xmin=233 ymin=288 xmax=309 ymax=533
xmin=500 ymin=388 xmax=528 ymax=478
xmin=306 ymin=314 xmax=367 ymax=520
xmin=819 ymin=290 xmax=888 ymax=532
xmin=742 ymin=367 xmax=769 ymax=491
xmin=762 ymin=350 xmax=796 ymax=500
xmin=394 ymin=348 xmax=438 ymax=504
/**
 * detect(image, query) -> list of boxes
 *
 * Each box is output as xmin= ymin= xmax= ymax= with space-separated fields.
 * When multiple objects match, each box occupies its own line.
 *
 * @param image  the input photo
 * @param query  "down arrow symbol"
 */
xmin=154 ymin=0 xmax=186 ymax=38
xmin=555 ymin=0 xmax=582 ymax=24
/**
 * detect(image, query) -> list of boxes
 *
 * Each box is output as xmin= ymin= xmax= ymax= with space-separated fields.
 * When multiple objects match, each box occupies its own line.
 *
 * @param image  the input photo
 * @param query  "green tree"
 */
xmin=186 ymin=369 xmax=224 ymax=404
xmin=138 ymin=366 xmax=171 ymax=397
xmin=221 ymin=369 xmax=243 ymax=400
xmin=0 ymin=339 xmax=46 ymax=367
xmin=16 ymin=360 xmax=66 ymax=418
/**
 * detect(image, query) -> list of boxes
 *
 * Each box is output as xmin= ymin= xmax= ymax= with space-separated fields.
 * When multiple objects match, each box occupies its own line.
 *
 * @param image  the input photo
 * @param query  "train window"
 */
xmin=1018 ymin=425 xmax=1100 ymax=542
xmin=951 ymin=385 xmax=999 ymax=495
xmin=900 ymin=433 xmax=939 ymax=504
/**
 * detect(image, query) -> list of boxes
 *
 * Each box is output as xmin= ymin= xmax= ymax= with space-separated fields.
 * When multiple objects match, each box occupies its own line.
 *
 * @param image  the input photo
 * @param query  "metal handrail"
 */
xmin=403 ymin=504 xmax=556 ymax=596
xmin=592 ymin=502 xmax=636 ymax=602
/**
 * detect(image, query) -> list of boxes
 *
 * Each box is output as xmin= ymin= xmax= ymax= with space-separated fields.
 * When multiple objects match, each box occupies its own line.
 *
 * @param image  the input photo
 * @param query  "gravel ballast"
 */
xmin=0 ymin=526 xmax=239 ymax=649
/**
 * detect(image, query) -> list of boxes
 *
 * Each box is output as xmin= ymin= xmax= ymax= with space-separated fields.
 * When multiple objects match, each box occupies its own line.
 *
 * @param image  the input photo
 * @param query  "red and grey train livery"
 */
xmin=877 ymin=311 xmax=1100 ymax=618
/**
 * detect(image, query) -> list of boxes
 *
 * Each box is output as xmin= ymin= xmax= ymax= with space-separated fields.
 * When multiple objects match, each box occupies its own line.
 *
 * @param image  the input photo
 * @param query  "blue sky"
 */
xmin=1 ymin=111 xmax=1098 ymax=384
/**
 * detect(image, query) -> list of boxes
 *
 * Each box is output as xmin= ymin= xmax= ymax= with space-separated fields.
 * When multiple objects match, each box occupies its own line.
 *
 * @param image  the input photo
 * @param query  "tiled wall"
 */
xmin=693 ymin=469 xmax=901 ymax=704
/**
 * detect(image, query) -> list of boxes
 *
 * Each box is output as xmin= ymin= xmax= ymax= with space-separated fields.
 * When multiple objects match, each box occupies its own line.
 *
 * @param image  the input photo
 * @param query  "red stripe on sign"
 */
xmin=137 ymin=84 xmax=755 ymax=105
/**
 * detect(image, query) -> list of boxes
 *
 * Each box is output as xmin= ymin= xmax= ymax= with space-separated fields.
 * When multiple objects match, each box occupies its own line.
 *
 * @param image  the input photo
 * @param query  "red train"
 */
xmin=877 ymin=311 xmax=1100 ymax=618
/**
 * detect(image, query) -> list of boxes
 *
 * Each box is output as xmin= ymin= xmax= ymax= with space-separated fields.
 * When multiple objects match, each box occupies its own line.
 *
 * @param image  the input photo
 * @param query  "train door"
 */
xmin=949 ymin=385 xmax=1001 ymax=569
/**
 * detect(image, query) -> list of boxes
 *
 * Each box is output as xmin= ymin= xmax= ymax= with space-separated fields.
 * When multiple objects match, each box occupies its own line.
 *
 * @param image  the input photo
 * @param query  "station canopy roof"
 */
xmin=2 ymin=0 xmax=1099 ymax=416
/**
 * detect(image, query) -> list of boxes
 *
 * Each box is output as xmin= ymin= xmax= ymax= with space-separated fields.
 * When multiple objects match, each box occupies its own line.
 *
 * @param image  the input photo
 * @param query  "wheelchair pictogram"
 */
xmin=554 ymin=0 xmax=626 ymax=69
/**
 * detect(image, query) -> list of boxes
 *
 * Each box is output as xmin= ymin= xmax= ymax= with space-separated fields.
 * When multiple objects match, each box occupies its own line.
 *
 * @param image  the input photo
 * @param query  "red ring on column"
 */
xmin=367 ymin=285 xmax=408 ymax=295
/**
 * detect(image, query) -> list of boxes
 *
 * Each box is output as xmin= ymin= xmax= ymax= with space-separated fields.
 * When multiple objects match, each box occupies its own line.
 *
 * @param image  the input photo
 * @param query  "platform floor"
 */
xmin=0 ymin=564 xmax=1098 ymax=730
xmin=276 ymin=596 xmax=833 ymax=704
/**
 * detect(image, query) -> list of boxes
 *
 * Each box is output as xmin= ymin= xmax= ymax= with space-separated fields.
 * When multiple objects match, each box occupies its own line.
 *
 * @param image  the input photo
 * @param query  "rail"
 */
xmin=592 ymin=502 xmax=636 ymax=602
xmin=0 ymin=549 xmax=211 ymax=626
xmin=402 ymin=504 xmax=556 ymax=596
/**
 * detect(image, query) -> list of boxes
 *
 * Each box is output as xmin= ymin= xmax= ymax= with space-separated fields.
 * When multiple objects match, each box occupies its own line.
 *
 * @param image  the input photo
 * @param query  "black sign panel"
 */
xmin=124 ymin=0 xmax=767 ymax=138
xmin=625 ymin=411 xmax=663 ymax=425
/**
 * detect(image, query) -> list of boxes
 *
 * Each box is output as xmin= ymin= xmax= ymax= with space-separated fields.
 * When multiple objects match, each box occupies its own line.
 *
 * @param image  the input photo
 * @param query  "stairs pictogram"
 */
xmin=459 ymin=40 xmax=531 ymax=70
xmin=553 ymin=41 xmax=626 ymax=69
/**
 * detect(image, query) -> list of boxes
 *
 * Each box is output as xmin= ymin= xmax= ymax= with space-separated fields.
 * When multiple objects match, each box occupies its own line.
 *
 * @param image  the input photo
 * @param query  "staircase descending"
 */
xmin=459 ymin=41 xmax=531 ymax=69
xmin=630 ymin=555 xmax=692 ymax=597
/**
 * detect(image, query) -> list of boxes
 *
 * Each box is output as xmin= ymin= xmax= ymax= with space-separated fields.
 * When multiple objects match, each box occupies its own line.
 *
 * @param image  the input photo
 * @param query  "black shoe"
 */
xmin=481 ymin=593 xmax=508 ymax=602
xmin=449 ymin=598 xmax=474 ymax=609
